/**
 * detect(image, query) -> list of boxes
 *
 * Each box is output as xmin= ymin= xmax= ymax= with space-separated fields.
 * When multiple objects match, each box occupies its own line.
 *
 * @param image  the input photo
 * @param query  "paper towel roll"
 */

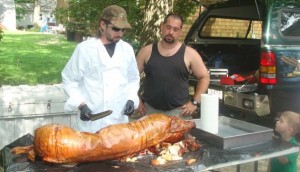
xmin=200 ymin=94 xmax=219 ymax=134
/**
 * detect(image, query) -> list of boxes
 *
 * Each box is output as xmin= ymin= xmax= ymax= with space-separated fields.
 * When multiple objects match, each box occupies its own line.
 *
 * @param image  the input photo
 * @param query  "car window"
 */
xmin=199 ymin=17 xmax=262 ymax=39
xmin=280 ymin=8 xmax=300 ymax=37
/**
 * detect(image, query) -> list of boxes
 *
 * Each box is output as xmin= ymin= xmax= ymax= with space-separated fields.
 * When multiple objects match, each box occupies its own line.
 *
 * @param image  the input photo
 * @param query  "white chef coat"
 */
xmin=62 ymin=38 xmax=140 ymax=133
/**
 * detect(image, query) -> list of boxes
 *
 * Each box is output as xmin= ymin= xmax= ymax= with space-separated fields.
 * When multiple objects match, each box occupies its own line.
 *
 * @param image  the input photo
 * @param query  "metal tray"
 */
xmin=190 ymin=116 xmax=273 ymax=150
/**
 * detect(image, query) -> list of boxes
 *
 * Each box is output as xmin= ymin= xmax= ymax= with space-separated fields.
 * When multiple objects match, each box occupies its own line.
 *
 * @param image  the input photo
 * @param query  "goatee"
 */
xmin=164 ymin=36 xmax=174 ymax=44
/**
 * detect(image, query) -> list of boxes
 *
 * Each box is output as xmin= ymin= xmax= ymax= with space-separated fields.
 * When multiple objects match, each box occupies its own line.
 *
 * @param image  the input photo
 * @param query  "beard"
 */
xmin=163 ymin=34 xmax=174 ymax=44
xmin=107 ymin=37 xmax=120 ymax=43
xmin=106 ymin=33 xmax=120 ymax=43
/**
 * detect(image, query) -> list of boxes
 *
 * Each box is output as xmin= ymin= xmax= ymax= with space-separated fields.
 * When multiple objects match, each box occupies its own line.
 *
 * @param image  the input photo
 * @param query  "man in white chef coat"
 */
xmin=62 ymin=5 xmax=140 ymax=133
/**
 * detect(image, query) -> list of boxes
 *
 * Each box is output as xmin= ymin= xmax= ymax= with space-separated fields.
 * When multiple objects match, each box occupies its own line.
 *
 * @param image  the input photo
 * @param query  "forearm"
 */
xmin=128 ymin=82 xmax=140 ymax=108
xmin=62 ymin=47 xmax=86 ymax=110
xmin=127 ymin=66 xmax=141 ymax=108
xmin=62 ymin=68 xmax=85 ymax=111
xmin=193 ymin=76 xmax=210 ymax=103
xmin=63 ymin=81 xmax=85 ymax=110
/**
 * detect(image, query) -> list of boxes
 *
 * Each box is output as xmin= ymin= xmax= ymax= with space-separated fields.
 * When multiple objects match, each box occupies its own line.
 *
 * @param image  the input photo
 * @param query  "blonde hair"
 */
xmin=281 ymin=111 xmax=300 ymax=136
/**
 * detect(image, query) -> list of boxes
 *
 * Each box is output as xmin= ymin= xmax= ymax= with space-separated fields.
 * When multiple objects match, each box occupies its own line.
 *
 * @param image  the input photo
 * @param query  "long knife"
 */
xmin=90 ymin=110 xmax=113 ymax=121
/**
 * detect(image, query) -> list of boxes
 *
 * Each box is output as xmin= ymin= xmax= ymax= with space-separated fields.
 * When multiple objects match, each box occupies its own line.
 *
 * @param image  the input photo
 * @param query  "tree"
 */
xmin=0 ymin=28 xmax=3 ymax=41
xmin=33 ymin=0 xmax=41 ymax=25
xmin=15 ymin=0 xmax=57 ymax=27
xmin=55 ymin=0 xmax=68 ymax=25
xmin=0 ymin=0 xmax=17 ymax=30
xmin=139 ymin=0 xmax=174 ymax=47
xmin=54 ymin=0 xmax=143 ymax=42
xmin=138 ymin=0 xmax=198 ymax=48
xmin=54 ymin=0 xmax=198 ymax=49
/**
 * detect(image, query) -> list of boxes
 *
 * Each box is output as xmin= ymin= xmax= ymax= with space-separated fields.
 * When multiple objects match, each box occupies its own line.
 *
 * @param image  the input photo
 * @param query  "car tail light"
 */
xmin=259 ymin=52 xmax=276 ymax=84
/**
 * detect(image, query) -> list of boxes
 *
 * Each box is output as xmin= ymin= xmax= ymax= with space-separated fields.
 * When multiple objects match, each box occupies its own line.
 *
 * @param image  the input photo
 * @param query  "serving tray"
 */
xmin=190 ymin=116 xmax=273 ymax=149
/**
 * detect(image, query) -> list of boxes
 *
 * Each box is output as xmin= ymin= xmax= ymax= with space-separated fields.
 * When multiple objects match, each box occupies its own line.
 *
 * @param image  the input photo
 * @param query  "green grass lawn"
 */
xmin=0 ymin=31 xmax=77 ymax=85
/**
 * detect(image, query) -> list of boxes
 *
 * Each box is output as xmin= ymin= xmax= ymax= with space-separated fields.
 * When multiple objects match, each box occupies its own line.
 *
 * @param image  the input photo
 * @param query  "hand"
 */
xmin=179 ymin=102 xmax=198 ymax=116
xmin=137 ymin=98 xmax=147 ymax=115
xmin=123 ymin=100 xmax=134 ymax=117
xmin=79 ymin=104 xmax=92 ymax=121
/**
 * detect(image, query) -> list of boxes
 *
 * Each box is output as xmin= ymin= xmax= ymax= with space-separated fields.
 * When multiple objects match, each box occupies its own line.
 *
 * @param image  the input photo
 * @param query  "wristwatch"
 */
xmin=191 ymin=98 xmax=200 ymax=107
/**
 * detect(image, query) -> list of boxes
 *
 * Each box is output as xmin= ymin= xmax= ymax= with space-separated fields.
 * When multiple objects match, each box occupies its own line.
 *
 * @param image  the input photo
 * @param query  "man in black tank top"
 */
xmin=136 ymin=13 xmax=210 ymax=118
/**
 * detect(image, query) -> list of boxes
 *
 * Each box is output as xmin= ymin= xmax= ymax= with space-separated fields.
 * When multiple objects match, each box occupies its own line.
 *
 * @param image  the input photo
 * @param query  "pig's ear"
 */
xmin=169 ymin=116 xmax=195 ymax=133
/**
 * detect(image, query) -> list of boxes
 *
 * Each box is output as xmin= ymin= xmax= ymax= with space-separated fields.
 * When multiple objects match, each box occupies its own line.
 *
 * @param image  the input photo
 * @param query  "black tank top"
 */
xmin=142 ymin=42 xmax=190 ymax=110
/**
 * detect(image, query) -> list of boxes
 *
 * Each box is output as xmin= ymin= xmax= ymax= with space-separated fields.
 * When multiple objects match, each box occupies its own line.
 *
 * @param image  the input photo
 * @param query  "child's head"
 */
xmin=275 ymin=111 xmax=300 ymax=138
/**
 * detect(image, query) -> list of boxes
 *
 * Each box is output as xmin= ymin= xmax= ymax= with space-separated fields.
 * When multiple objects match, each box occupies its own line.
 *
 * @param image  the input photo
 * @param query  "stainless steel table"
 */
xmin=196 ymin=139 xmax=299 ymax=172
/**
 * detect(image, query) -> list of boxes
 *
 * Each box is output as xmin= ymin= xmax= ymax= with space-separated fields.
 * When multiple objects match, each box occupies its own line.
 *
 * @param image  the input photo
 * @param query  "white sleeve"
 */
xmin=126 ymin=46 xmax=140 ymax=109
xmin=61 ymin=45 xmax=86 ymax=113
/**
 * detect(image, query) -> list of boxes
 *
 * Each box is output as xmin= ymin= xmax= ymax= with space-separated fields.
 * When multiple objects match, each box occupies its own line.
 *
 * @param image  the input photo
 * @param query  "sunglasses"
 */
xmin=103 ymin=20 xmax=126 ymax=32
xmin=111 ymin=26 xmax=126 ymax=32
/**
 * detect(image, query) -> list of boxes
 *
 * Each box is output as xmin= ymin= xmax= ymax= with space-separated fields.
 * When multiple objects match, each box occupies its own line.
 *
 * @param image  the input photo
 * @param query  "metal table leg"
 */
xmin=254 ymin=161 xmax=258 ymax=172
xmin=237 ymin=164 xmax=240 ymax=172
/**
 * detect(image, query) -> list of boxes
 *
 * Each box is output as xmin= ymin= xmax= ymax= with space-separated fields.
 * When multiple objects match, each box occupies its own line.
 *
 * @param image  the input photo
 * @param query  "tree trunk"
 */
xmin=56 ymin=0 xmax=69 ymax=25
xmin=33 ymin=0 xmax=41 ymax=26
xmin=0 ymin=0 xmax=17 ymax=30
xmin=139 ymin=0 xmax=173 ymax=47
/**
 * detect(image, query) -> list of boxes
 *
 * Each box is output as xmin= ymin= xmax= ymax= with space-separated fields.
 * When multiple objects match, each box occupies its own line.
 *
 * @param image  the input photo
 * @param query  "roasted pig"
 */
xmin=12 ymin=114 xmax=195 ymax=163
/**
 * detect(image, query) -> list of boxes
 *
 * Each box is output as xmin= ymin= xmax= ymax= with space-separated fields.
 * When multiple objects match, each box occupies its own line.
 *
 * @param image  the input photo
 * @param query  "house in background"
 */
xmin=15 ymin=3 xmax=35 ymax=29
xmin=16 ymin=1 xmax=56 ymax=30
xmin=0 ymin=0 xmax=56 ymax=31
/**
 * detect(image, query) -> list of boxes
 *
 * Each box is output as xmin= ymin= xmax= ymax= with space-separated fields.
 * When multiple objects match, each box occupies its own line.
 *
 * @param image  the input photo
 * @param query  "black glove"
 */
xmin=123 ymin=100 xmax=134 ymax=117
xmin=79 ymin=104 xmax=92 ymax=121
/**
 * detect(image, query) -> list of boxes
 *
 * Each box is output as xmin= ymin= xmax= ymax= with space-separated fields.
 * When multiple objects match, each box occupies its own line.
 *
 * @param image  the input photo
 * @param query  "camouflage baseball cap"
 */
xmin=101 ymin=5 xmax=132 ymax=29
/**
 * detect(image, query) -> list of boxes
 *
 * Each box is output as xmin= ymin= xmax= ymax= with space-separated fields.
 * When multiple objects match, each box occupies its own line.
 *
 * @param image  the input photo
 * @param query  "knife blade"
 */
xmin=90 ymin=110 xmax=113 ymax=121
